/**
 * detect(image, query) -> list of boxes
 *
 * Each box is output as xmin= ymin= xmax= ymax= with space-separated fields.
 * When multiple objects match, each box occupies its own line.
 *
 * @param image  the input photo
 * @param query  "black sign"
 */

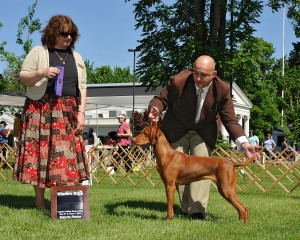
xmin=51 ymin=186 xmax=90 ymax=220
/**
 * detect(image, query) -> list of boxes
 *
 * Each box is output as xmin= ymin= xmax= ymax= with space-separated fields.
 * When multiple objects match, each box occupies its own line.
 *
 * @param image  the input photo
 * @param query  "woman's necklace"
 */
xmin=55 ymin=50 xmax=69 ymax=64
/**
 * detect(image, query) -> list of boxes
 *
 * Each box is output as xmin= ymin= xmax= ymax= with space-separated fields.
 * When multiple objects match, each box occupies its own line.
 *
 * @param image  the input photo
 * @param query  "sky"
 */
xmin=0 ymin=0 xmax=298 ymax=74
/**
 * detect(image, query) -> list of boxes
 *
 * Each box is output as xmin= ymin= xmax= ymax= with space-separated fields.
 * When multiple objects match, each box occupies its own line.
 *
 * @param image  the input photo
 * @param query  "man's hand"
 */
xmin=148 ymin=106 xmax=160 ymax=123
xmin=241 ymin=142 xmax=261 ymax=160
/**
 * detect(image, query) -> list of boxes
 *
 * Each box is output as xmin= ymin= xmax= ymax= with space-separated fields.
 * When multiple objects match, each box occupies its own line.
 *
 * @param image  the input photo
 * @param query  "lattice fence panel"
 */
xmin=0 ymin=143 xmax=15 ymax=180
xmin=88 ymin=143 xmax=162 ymax=187
xmin=211 ymin=146 xmax=300 ymax=194
xmin=1 ymin=143 xmax=299 ymax=194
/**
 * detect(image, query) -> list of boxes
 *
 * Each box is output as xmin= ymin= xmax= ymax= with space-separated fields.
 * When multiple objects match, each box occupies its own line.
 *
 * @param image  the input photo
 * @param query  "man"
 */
xmin=148 ymin=55 xmax=259 ymax=220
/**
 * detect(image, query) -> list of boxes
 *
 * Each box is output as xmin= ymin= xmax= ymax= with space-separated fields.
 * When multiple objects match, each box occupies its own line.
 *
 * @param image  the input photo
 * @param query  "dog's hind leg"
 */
xmin=217 ymin=182 xmax=249 ymax=223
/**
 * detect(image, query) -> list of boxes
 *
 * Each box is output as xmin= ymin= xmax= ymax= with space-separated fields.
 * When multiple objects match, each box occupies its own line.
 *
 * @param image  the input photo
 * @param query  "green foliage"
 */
xmin=225 ymin=37 xmax=276 ymax=94
xmin=16 ymin=0 xmax=41 ymax=54
xmin=215 ymin=135 xmax=232 ymax=152
xmin=250 ymin=86 xmax=282 ymax=135
xmin=268 ymin=0 xmax=300 ymax=37
xmin=85 ymin=60 xmax=132 ymax=84
xmin=226 ymin=37 xmax=282 ymax=138
xmin=126 ymin=0 xmax=300 ymax=144
xmin=130 ymin=0 xmax=263 ymax=86
xmin=280 ymin=66 xmax=300 ymax=143
xmin=0 ymin=0 xmax=41 ymax=96
xmin=288 ymin=42 xmax=300 ymax=67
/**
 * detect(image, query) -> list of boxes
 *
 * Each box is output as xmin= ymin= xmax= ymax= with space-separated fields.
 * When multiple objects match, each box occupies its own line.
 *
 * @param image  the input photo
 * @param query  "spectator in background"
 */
xmin=115 ymin=114 xmax=132 ymax=172
xmin=281 ymin=136 xmax=289 ymax=151
xmin=248 ymin=130 xmax=259 ymax=146
xmin=0 ymin=121 xmax=11 ymax=158
xmin=86 ymin=128 xmax=95 ymax=145
xmin=0 ymin=121 xmax=10 ymax=144
xmin=281 ymin=136 xmax=292 ymax=160
xmin=103 ymin=136 xmax=115 ymax=146
xmin=263 ymin=133 xmax=276 ymax=157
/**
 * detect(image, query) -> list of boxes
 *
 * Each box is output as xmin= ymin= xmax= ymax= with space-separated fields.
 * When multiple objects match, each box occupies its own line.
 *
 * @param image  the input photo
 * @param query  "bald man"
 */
xmin=148 ymin=55 xmax=259 ymax=220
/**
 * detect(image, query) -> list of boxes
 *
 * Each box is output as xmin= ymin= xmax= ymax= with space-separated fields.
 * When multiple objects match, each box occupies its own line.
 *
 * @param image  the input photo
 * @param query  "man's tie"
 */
xmin=195 ymin=88 xmax=203 ymax=124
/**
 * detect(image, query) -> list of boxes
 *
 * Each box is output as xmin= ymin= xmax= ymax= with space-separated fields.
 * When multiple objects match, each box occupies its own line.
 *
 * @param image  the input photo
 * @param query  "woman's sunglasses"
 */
xmin=60 ymin=32 xmax=76 ymax=38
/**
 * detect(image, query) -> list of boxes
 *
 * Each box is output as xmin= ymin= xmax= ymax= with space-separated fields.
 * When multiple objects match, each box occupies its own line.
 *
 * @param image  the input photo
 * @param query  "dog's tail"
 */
xmin=233 ymin=156 xmax=257 ymax=167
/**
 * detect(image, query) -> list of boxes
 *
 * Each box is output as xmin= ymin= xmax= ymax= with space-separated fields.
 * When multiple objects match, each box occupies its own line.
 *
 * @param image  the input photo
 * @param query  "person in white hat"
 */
xmin=115 ymin=114 xmax=132 ymax=172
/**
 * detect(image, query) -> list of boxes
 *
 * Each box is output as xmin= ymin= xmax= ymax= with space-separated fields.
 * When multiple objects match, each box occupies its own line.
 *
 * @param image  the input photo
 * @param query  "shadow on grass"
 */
xmin=104 ymin=200 xmax=219 ymax=221
xmin=104 ymin=200 xmax=177 ymax=220
xmin=0 ymin=194 xmax=50 ymax=212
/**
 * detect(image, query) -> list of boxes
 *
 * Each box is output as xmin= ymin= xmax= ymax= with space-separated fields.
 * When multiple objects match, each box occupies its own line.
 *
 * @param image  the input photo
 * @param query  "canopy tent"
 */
xmin=0 ymin=112 xmax=15 ymax=129
xmin=0 ymin=94 xmax=25 ymax=107
xmin=0 ymin=94 xmax=155 ymax=110
xmin=86 ymin=95 xmax=156 ymax=110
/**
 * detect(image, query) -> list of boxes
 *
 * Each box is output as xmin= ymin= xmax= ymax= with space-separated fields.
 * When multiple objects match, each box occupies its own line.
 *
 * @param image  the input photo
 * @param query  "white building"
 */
xmin=85 ymin=82 xmax=253 ymax=143
xmin=0 ymin=82 xmax=253 ymax=144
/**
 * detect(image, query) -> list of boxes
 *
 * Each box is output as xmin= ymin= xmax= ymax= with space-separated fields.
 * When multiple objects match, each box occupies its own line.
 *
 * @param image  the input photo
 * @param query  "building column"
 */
xmin=244 ymin=116 xmax=250 ymax=137
xmin=237 ymin=114 xmax=243 ymax=126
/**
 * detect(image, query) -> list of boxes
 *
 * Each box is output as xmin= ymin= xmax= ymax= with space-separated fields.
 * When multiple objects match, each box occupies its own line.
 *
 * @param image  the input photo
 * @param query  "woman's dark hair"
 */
xmin=0 ymin=121 xmax=7 ymax=127
xmin=41 ymin=15 xmax=80 ymax=49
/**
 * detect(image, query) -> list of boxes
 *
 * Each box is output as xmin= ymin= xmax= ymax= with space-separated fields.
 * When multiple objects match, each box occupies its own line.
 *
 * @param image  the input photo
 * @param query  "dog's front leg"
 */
xmin=165 ymin=183 xmax=176 ymax=220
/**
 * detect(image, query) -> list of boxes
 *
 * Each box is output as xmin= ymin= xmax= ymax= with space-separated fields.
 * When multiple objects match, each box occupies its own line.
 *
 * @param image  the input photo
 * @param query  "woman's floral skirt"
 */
xmin=13 ymin=94 xmax=90 ymax=188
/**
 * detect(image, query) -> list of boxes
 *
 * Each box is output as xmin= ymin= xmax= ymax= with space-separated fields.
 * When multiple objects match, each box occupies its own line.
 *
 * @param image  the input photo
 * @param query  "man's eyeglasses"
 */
xmin=60 ymin=32 xmax=76 ymax=38
xmin=193 ymin=70 xmax=213 ymax=78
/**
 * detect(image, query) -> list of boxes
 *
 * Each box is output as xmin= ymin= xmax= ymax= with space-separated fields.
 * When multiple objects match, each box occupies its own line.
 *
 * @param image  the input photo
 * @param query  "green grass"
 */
xmin=0 ymin=172 xmax=299 ymax=240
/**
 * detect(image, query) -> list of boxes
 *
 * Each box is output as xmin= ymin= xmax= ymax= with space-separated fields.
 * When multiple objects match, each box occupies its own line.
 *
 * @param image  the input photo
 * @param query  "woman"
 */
xmin=248 ymin=130 xmax=259 ymax=146
xmin=13 ymin=15 xmax=89 ymax=209
xmin=86 ymin=128 xmax=95 ymax=145
xmin=263 ymin=133 xmax=276 ymax=157
xmin=115 ymin=114 xmax=132 ymax=172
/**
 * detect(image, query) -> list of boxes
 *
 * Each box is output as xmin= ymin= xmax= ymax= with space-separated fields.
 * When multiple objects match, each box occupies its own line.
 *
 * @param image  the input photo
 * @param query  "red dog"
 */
xmin=133 ymin=126 xmax=257 ymax=223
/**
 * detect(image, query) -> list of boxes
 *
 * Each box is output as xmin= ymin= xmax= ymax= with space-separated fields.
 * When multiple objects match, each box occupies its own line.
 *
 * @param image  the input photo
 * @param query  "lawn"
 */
xmin=0 ymin=172 xmax=299 ymax=240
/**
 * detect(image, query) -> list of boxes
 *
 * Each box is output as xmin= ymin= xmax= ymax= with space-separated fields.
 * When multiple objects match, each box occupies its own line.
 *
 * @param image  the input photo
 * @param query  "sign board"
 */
xmin=51 ymin=186 xmax=90 ymax=220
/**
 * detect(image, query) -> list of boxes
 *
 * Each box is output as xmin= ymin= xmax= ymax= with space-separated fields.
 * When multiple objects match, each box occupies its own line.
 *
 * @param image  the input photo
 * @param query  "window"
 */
xmin=109 ymin=111 xmax=117 ymax=118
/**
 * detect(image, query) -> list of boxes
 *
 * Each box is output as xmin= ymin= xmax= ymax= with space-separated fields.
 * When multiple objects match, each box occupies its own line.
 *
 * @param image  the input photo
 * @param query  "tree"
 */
xmin=0 ymin=0 xmax=41 ymax=116
xmin=226 ymin=37 xmax=276 ymax=93
xmin=288 ymin=42 xmax=300 ymax=67
xmin=280 ymin=66 xmax=300 ymax=143
xmin=227 ymin=37 xmax=282 ymax=139
xmin=277 ymin=41 xmax=300 ymax=144
xmin=267 ymin=0 xmax=300 ymax=37
xmin=127 ymin=0 xmax=263 ymax=87
xmin=85 ymin=60 xmax=132 ymax=84
xmin=0 ymin=0 xmax=41 ymax=96
xmin=126 ymin=0 xmax=300 ymax=142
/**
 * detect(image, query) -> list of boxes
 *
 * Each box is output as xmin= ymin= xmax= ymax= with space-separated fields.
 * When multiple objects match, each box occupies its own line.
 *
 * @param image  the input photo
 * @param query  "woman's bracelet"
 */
xmin=78 ymin=111 xmax=85 ymax=115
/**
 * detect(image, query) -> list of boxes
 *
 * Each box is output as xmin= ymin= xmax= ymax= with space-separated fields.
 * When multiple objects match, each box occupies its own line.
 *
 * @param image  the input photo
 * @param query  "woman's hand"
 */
xmin=43 ymin=67 xmax=61 ymax=79
xmin=20 ymin=67 xmax=61 ymax=87
xmin=75 ymin=111 xmax=85 ymax=134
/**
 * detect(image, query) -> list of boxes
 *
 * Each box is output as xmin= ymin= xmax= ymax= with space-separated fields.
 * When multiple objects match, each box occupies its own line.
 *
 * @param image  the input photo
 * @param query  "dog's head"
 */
xmin=133 ymin=125 xmax=160 ymax=146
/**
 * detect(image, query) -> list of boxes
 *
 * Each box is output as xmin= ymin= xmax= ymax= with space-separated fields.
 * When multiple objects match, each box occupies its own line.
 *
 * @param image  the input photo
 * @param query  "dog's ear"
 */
xmin=149 ymin=126 xmax=157 ymax=145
